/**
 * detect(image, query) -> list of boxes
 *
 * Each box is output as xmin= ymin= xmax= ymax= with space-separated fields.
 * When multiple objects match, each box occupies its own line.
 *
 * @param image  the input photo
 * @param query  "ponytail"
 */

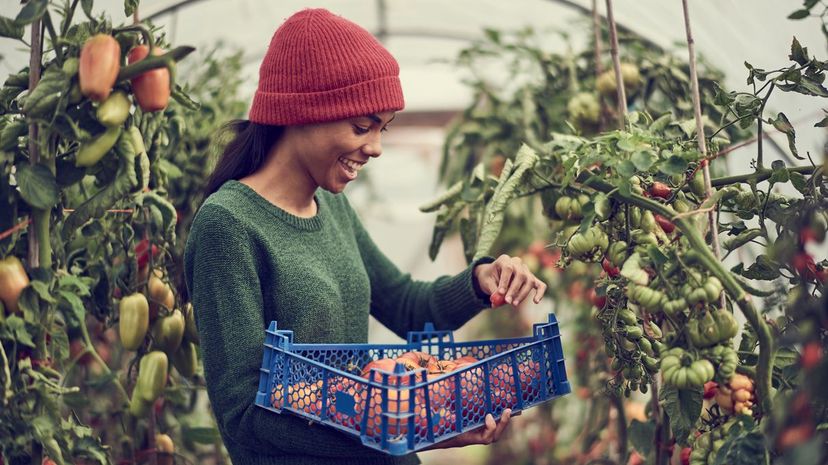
xmin=204 ymin=120 xmax=284 ymax=198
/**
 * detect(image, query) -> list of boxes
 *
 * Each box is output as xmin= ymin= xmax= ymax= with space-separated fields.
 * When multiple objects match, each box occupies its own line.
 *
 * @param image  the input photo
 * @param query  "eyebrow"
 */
xmin=365 ymin=114 xmax=396 ymax=125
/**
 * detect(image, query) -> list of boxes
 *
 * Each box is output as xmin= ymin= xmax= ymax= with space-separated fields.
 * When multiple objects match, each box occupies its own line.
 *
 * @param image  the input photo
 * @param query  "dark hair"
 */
xmin=204 ymin=120 xmax=285 ymax=198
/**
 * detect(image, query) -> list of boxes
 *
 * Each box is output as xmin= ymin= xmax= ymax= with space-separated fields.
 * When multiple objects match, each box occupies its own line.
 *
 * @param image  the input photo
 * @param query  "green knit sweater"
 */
xmin=183 ymin=180 xmax=493 ymax=465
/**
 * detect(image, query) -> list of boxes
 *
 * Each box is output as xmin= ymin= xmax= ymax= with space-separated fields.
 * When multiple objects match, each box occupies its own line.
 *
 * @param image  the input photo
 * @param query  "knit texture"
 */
xmin=249 ymin=8 xmax=405 ymax=126
xmin=183 ymin=180 xmax=493 ymax=465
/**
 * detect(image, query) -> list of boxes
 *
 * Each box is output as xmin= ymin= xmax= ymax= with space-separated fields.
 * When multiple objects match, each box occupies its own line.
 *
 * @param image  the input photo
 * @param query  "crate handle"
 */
xmin=407 ymin=322 xmax=454 ymax=356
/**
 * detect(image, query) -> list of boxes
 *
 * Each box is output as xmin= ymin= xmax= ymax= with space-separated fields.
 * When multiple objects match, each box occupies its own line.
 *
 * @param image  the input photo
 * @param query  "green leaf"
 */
xmin=712 ymin=427 xmax=766 ymax=465
xmin=182 ymin=425 xmax=220 ymax=445
xmin=618 ymin=180 xmax=632 ymax=198
xmin=18 ymin=286 xmax=42 ymax=322
xmin=171 ymin=84 xmax=200 ymax=110
xmin=16 ymin=164 xmax=58 ymax=210
xmin=769 ymin=113 xmax=800 ymax=159
xmin=70 ymin=434 xmax=111 ymax=465
xmin=30 ymin=280 xmax=56 ymax=303
xmin=578 ymin=203 xmax=597 ymax=234
xmin=790 ymin=171 xmax=808 ymax=193
xmin=628 ymin=419 xmax=656 ymax=457
xmin=775 ymin=346 xmax=800 ymax=368
xmin=677 ymin=119 xmax=697 ymax=137
xmin=0 ymin=15 xmax=24 ymax=39
xmin=647 ymin=245 xmax=669 ymax=269
xmin=617 ymin=160 xmax=636 ymax=178
xmin=58 ymin=290 xmax=86 ymax=330
xmin=769 ymin=160 xmax=790 ymax=184
xmin=58 ymin=274 xmax=92 ymax=296
xmin=631 ymin=150 xmax=656 ymax=171
xmin=659 ymin=156 xmax=688 ymax=177
xmin=788 ymin=9 xmax=810 ymax=20
xmin=157 ymin=158 xmax=183 ymax=179
xmin=799 ymin=76 xmax=828 ymax=97
xmin=3 ymin=315 xmax=36 ymax=347
xmin=740 ymin=255 xmax=781 ymax=280
xmin=14 ymin=0 xmax=48 ymax=25
xmin=81 ymin=0 xmax=94 ymax=18
xmin=124 ymin=0 xmax=140 ymax=17
xmin=660 ymin=384 xmax=702 ymax=445
xmin=789 ymin=37 xmax=809 ymax=65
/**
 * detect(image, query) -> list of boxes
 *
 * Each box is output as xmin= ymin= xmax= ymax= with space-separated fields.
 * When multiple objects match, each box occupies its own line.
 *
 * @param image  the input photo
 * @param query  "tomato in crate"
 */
xmin=255 ymin=313 xmax=570 ymax=455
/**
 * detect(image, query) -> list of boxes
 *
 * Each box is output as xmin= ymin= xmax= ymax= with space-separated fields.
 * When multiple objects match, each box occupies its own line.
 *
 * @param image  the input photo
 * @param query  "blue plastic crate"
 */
xmin=254 ymin=313 xmax=570 ymax=455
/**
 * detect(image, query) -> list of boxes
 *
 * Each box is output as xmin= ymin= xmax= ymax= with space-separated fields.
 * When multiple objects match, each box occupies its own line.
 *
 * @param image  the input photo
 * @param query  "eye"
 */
xmin=352 ymin=125 xmax=369 ymax=135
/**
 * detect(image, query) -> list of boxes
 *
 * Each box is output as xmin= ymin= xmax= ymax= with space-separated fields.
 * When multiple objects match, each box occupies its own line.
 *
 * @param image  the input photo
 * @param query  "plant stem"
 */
xmin=61 ymin=0 xmax=80 ymax=36
xmin=43 ymin=11 xmax=63 ymax=64
xmin=610 ymin=392 xmax=628 ymax=464
xmin=711 ymin=165 xmax=816 ymax=187
xmin=681 ymin=0 xmax=723 ymax=299
xmin=79 ymin=321 xmax=130 ymax=404
xmin=604 ymin=0 xmax=626 ymax=128
xmin=116 ymin=46 xmax=196 ymax=82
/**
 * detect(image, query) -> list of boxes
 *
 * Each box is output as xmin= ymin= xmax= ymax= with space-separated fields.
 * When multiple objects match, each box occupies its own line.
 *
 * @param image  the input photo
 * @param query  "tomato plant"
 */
xmin=424 ymin=5 xmax=827 ymax=465
xmin=0 ymin=1 xmax=236 ymax=463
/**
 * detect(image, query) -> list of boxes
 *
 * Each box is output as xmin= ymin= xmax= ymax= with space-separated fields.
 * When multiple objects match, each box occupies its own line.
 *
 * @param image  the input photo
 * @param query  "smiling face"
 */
xmin=285 ymin=111 xmax=395 ymax=194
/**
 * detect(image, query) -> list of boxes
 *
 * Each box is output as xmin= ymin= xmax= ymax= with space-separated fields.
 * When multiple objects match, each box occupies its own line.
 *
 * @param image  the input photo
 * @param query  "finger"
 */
xmin=493 ymin=409 xmax=512 ymax=442
xmin=533 ymin=280 xmax=548 ymax=304
xmin=505 ymin=261 xmax=527 ymax=304
xmin=513 ymin=272 xmax=537 ymax=306
xmin=482 ymin=414 xmax=497 ymax=444
xmin=496 ymin=256 xmax=515 ymax=294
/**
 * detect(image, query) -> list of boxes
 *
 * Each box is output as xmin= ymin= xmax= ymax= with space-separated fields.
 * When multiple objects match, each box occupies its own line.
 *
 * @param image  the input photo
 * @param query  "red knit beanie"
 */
xmin=248 ymin=8 xmax=405 ymax=126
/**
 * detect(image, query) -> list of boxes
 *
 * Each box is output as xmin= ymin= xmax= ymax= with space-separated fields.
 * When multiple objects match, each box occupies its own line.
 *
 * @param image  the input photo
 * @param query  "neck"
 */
xmin=239 ymin=145 xmax=318 ymax=218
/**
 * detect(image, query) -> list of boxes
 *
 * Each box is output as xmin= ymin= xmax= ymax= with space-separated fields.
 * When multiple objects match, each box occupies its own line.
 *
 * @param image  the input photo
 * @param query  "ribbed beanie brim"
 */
xmin=249 ymin=8 xmax=405 ymax=126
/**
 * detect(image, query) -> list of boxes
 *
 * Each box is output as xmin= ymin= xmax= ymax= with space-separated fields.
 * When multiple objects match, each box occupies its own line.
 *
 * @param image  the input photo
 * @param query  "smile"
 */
xmin=338 ymin=157 xmax=366 ymax=176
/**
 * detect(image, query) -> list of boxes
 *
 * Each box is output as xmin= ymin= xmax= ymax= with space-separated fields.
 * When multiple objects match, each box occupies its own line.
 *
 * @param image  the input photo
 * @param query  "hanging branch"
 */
xmin=681 ymin=0 xmax=723 ymax=302
xmin=604 ymin=0 xmax=626 ymax=128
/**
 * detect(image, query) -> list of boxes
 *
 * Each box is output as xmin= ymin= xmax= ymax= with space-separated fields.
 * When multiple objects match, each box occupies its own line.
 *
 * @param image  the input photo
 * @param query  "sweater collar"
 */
xmin=225 ymin=180 xmax=324 ymax=231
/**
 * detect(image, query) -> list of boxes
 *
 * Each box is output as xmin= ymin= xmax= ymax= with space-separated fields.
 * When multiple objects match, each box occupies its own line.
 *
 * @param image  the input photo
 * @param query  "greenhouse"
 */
xmin=0 ymin=1 xmax=826 ymax=464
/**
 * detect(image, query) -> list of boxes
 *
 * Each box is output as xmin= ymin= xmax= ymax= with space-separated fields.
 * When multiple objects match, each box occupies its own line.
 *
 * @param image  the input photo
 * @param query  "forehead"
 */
xmin=354 ymin=111 xmax=396 ymax=125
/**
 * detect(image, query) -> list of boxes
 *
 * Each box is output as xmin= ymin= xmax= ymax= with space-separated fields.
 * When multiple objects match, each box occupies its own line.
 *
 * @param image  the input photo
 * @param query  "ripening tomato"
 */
xmin=127 ymin=45 xmax=171 ymax=112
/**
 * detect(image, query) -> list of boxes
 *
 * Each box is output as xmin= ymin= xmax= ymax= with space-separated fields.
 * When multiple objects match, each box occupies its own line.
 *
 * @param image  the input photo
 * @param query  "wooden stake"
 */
xmin=27 ymin=18 xmax=43 ymax=269
xmin=592 ymin=0 xmax=604 ymax=76
xmin=605 ymin=0 xmax=626 ymax=128
xmin=681 ymin=0 xmax=724 ymax=302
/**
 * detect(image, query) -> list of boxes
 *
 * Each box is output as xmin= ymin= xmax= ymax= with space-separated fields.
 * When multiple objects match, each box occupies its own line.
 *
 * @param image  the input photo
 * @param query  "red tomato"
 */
xmin=490 ymin=292 xmax=506 ymax=307
xmin=801 ymin=341 xmax=823 ymax=370
xmin=654 ymin=214 xmax=675 ymax=234
xmin=601 ymin=257 xmax=620 ymax=277
xmin=703 ymin=381 xmax=718 ymax=399
xmin=649 ymin=181 xmax=672 ymax=199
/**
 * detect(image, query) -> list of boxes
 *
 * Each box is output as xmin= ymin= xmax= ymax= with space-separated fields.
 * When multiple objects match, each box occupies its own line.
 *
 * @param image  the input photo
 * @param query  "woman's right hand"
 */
xmin=423 ymin=409 xmax=514 ymax=450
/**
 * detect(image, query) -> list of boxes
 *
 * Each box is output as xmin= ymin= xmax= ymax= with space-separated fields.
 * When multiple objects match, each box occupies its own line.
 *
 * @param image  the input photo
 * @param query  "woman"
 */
xmin=183 ymin=8 xmax=547 ymax=465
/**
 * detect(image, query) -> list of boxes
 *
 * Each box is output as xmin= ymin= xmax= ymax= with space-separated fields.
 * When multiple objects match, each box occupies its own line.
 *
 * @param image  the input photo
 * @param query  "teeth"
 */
xmin=339 ymin=158 xmax=364 ymax=172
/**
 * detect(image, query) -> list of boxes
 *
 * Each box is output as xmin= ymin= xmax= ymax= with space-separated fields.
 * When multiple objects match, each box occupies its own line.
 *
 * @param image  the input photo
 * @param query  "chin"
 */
xmin=321 ymin=183 xmax=347 ymax=194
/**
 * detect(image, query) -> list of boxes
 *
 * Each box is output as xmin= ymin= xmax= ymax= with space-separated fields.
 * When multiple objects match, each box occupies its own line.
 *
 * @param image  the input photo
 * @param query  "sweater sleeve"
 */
xmin=343 ymin=199 xmax=494 ymax=338
xmin=183 ymin=204 xmax=391 ymax=459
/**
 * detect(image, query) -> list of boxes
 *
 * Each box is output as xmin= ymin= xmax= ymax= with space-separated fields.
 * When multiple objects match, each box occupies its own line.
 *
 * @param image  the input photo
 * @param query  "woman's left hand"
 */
xmin=473 ymin=255 xmax=547 ymax=307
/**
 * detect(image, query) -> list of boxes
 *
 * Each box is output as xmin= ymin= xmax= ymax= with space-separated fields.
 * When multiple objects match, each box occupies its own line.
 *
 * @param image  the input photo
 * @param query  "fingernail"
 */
xmin=499 ymin=288 xmax=506 ymax=294
xmin=513 ymin=300 xmax=520 ymax=306
xmin=505 ymin=295 xmax=512 ymax=303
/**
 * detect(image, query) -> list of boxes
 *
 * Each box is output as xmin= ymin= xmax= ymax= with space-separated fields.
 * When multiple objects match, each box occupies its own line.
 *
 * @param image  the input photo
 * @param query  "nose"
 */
xmin=362 ymin=133 xmax=383 ymax=158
